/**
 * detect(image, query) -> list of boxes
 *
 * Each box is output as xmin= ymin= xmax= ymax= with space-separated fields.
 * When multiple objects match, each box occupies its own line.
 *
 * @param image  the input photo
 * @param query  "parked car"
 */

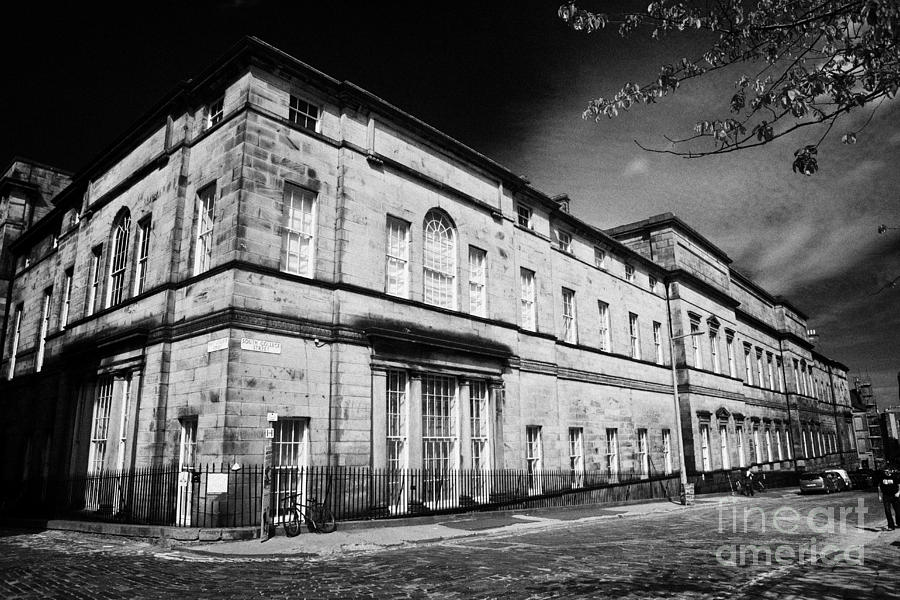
xmin=799 ymin=471 xmax=845 ymax=494
xmin=849 ymin=469 xmax=875 ymax=490
xmin=825 ymin=468 xmax=852 ymax=488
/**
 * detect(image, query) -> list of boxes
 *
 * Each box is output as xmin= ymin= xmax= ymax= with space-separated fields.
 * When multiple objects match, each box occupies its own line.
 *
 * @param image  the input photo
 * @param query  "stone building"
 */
xmin=0 ymin=37 xmax=855 ymax=507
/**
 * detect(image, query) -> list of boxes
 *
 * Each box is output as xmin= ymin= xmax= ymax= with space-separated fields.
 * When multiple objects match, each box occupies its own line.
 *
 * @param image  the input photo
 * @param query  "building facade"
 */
xmin=0 ymin=38 xmax=856 ymax=507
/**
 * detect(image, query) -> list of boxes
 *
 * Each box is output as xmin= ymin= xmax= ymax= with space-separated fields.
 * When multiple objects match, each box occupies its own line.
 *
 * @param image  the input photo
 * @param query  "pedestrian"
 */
xmin=743 ymin=464 xmax=755 ymax=497
xmin=876 ymin=462 xmax=900 ymax=531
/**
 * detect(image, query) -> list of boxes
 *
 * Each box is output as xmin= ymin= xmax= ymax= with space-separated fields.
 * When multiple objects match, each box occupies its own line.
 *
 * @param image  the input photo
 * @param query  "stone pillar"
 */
xmin=407 ymin=374 xmax=422 ymax=470
xmin=457 ymin=379 xmax=471 ymax=470
xmin=490 ymin=381 xmax=505 ymax=469
xmin=371 ymin=369 xmax=387 ymax=469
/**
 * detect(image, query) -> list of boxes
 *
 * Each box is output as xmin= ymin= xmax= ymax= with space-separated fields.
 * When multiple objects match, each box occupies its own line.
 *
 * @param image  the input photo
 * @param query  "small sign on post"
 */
xmin=207 ymin=473 xmax=229 ymax=494
xmin=681 ymin=483 xmax=695 ymax=506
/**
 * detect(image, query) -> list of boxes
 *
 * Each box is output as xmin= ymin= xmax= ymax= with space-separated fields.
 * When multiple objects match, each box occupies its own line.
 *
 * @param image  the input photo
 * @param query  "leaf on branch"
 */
xmin=792 ymin=146 xmax=819 ymax=176
xmin=753 ymin=121 xmax=774 ymax=142
xmin=559 ymin=0 xmax=900 ymax=173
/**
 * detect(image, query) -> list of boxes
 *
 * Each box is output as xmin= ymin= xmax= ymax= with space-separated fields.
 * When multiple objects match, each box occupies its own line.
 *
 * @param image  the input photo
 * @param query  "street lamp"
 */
xmin=878 ymin=224 xmax=899 ymax=234
xmin=668 ymin=326 xmax=705 ymax=506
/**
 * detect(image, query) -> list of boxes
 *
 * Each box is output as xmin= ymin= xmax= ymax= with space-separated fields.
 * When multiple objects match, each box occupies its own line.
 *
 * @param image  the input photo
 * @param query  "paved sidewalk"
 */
xmin=185 ymin=494 xmax=727 ymax=558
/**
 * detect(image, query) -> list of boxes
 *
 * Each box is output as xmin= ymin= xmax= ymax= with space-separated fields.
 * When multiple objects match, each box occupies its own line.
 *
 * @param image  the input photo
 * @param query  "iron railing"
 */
xmin=2 ymin=463 xmax=262 ymax=528
xmin=273 ymin=467 xmax=679 ymax=522
xmin=2 ymin=464 xmax=806 ymax=529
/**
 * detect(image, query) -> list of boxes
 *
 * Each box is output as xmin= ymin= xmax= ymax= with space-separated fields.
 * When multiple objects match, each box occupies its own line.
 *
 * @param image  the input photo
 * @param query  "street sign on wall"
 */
xmin=241 ymin=338 xmax=282 ymax=354
xmin=207 ymin=337 xmax=229 ymax=353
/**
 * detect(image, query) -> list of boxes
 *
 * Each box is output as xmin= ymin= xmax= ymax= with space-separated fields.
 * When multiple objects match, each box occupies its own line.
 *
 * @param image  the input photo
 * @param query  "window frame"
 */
xmin=662 ymin=428 xmax=673 ymax=474
xmin=193 ymin=183 xmax=217 ymax=276
xmin=288 ymin=95 xmax=320 ymax=132
xmin=624 ymin=263 xmax=635 ymax=282
xmin=690 ymin=319 xmax=702 ymax=369
xmin=555 ymin=229 xmax=573 ymax=253
xmin=207 ymin=96 xmax=224 ymax=128
xmin=421 ymin=375 xmax=458 ymax=484
xmin=736 ymin=424 xmax=745 ymax=467
xmin=753 ymin=427 xmax=763 ymax=463
xmin=178 ymin=416 xmax=199 ymax=471
xmin=470 ymin=381 xmax=491 ymax=472
xmin=468 ymin=246 xmax=487 ymax=317
xmin=525 ymin=425 xmax=543 ymax=494
xmin=36 ymin=287 xmax=52 ymax=372
xmin=568 ymin=427 xmax=584 ymax=487
xmin=594 ymin=246 xmax=607 ymax=269
xmin=60 ymin=267 xmax=73 ymax=331
xmin=561 ymin=287 xmax=577 ymax=343
xmin=106 ymin=211 xmax=131 ymax=308
xmin=774 ymin=428 xmax=783 ymax=460
xmin=597 ymin=300 xmax=611 ymax=352
xmin=88 ymin=377 xmax=114 ymax=475
xmin=719 ymin=424 xmax=730 ymax=470
xmin=709 ymin=329 xmax=720 ymax=374
xmin=628 ymin=312 xmax=641 ymax=360
xmin=385 ymin=215 xmax=411 ymax=298
xmin=133 ymin=217 xmax=151 ymax=296
xmin=7 ymin=304 xmax=23 ymax=380
xmin=653 ymin=321 xmax=663 ymax=364
xmin=606 ymin=428 xmax=619 ymax=480
xmin=726 ymin=332 xmax=736 ymax=377
xmin=520 ymin=268 xmax=536 ymax=331
xmin=516 ymin=203 xmax=533 ymax=229
xmin=756 ymin=349 xmax=765 ymax=388
xmin=744 ymin=344 xmax=753 ymax=385
xmin=282 ymin=184 xmax=318 ymax=278
xmin=386 ymin=371 xmax=408 ymax=472
xmin=87 ymin=246 xmax=103 ymax=316
xmin=422 ymin=211 xmax=458 ymax=310
xmin=636 ymin=428 xmax=649 ymax=477
xmin=776 ymin=357 xmax=785 ymax=392
xmin=700 ymin=423 xmax=712 ymax=472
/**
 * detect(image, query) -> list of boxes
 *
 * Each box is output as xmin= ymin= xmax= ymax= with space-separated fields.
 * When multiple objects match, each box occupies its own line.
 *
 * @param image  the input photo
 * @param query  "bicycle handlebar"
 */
xmin=280 ymin=492 xmax=320 ymax=503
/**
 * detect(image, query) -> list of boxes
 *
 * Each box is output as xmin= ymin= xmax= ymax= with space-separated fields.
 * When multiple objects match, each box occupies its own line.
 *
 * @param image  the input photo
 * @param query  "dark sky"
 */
xmin=3 ymin=1 xmax=898 ymax=404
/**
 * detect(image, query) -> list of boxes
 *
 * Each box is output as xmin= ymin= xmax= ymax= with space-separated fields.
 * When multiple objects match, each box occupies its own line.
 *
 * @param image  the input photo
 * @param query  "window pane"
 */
xmin=520 ymin=269 xmax=536 ymax=330
xmin=468 ymin=247 xmax=486 ymax=316
xmin=423 ymin=213 xmax=456 ymax=309
xmin=194 ymin=184 xmax=216 ymax=275
xmin=282 ymin=185 xmax=316 ymax=276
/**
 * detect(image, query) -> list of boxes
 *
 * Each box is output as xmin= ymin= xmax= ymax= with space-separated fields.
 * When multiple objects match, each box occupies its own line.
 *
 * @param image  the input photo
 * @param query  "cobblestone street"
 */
xmin=2 ymin=491 xmax=898 ymax=599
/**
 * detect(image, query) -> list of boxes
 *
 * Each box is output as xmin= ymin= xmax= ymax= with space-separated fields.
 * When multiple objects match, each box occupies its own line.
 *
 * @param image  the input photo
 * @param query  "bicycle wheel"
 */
xmin=314 ymin=504 xmax=336 ymax=533
xmin=284 ymin=508 xmax=302 ymax=537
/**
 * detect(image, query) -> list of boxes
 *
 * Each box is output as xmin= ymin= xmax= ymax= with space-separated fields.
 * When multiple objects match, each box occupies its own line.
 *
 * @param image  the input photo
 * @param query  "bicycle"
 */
xmin=733 ymin=477 xmax=766 ymax=496
xmin=279 ymin=492 xmax=336 ymax=536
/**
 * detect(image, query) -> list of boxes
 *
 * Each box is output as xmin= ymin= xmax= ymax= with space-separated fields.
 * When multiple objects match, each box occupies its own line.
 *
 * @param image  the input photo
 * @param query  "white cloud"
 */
xmin=623 ymin=157 xmax=649 ymax=177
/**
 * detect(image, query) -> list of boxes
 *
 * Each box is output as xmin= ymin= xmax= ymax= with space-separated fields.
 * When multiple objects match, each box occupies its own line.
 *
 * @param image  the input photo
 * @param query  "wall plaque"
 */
xmin=241 ymin=337 xmax=282 ymax=354
xmin=207 ymin=337 xmax=229 ymax=353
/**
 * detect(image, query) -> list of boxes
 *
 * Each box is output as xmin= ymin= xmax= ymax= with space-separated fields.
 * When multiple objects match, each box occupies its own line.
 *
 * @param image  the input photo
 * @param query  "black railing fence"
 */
xmin=2 ymin=464 xmax=803 ymax=529
xmin=2 ymin=464 xmax=262 ymax=528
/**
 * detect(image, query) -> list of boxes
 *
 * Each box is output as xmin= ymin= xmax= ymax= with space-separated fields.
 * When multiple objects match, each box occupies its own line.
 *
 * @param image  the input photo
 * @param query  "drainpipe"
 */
xmin=664 ymin=279 xmax=691 ymax=503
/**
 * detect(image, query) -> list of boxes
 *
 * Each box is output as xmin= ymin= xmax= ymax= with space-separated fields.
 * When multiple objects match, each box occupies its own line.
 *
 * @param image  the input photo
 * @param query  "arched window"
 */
xmin=423 ymin=211 xmax=456 ymax=309
xmin=107 ymin=210 xmax=131 ymax=307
